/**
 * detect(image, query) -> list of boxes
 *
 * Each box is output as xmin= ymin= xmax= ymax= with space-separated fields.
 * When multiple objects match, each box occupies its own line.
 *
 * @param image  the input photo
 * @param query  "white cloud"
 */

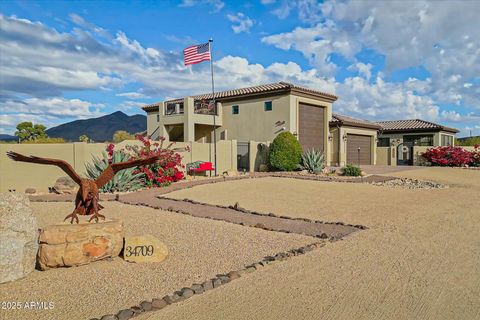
xmin=334 ymin=75 xmax=440 ymax=121
xmin=227 ymin=12 xmax=255 ymax=34
xmin=347 ymin=62 xmax=373 ymax=81
xmin=270 ymin=0 xmax=322 ymax=23
xmin=0 ymin=97 xmax=105 ymax=135
xmin=116 ymin=91 xmax=150 ymax=99
xmin=261 ymin=0 xmax=276 ymax=4
xmin=179 ymin=0 xmax=224 ymax=13
xmin=262 ymin=23 xmax=360 ymax=76
xmin=0 ymin=97 xmax=104 ymax=118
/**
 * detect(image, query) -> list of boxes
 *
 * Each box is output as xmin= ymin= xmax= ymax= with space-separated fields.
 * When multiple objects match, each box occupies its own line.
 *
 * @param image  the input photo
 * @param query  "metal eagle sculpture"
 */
xmin=7 ymin=151 xmax=161 ymax=224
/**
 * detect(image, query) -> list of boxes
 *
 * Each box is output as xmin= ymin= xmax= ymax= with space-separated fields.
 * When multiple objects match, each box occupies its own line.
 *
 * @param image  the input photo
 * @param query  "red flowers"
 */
xmin=106 ymin=143 xmax=115 ymax=157
xmin=104 ymin=135 xmax=188 ymax=188
xmin=421 ymin=145 xmax=479 ymax=167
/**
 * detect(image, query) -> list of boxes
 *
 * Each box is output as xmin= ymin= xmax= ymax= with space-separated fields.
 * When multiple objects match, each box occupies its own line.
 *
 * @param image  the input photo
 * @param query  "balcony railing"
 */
xmin=194 ymin=100 xmax=217 ymax=115
xmin=165 ymin=102 xmax=184 ymax=115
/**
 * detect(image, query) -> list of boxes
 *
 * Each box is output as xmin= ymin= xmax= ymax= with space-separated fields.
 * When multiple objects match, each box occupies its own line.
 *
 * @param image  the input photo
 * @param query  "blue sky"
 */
xmin=0 ymin=0 xmax=479 ymax=137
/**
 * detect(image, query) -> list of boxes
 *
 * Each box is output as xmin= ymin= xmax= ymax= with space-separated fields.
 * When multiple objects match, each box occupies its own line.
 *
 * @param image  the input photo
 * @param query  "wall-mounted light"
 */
xmin=328 ymin=133 xmax=333 ymax=141
xmin=342 ymin=133 xmax=348 ymax=141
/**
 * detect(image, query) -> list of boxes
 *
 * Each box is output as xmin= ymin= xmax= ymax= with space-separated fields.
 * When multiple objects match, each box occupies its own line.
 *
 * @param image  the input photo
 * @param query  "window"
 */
xmin=232 ymin=105 xmax=239 ymax=114
xmin=403 ymin=135 xmax=433 ymax=146
xmin=377 ymin=138 xmax=390 ymax=147
xmin=441 ymin=135 xmax=453 ymax=146
xmin=264 ymin=101 xmax=272 ymax=111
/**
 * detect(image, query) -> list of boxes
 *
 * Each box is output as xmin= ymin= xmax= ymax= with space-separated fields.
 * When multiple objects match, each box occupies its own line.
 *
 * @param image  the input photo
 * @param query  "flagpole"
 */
xmin=209 ymin=38 xmax=217 ymax=176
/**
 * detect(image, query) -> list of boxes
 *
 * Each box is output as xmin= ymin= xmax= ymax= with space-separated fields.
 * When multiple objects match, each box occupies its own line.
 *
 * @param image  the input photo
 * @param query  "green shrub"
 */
xmin=341 ymin=164 xmax=362 ymax=176
xmin=300 ymin=149 xmax=325 ymax=174
xmin=268 ymin=132 xmax=302 ymax=171
xmin=85 ymin=150 xmax=143 ymax=192
xmin=455 ymin=136 xmax=480 ymax=146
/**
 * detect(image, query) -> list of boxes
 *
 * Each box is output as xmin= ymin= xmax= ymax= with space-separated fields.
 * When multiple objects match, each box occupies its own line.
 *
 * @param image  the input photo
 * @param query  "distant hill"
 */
xmin=46 ymin=111 xmax=146 ymax=142
xmin=0 ymin=134 xmax=17 ymax=141
xmin=457 ymin=135 xmax=480 ymax=141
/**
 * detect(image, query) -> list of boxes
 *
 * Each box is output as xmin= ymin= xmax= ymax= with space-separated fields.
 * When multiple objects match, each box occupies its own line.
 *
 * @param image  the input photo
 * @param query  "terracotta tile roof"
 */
xmin=377 ymin=119 xmax=459 ymax=133
xmin=330 ymin=113 xmax=382 ymax=130
xmin=142 ymin=82 xmax=337 ymax=111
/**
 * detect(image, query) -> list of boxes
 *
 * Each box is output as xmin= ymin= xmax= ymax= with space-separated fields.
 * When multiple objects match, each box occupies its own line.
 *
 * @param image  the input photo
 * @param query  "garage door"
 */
xmin=347 ymin=134 xmax=372 ymax=165
xmin=298 ymin=103 xmax=324 ymax=152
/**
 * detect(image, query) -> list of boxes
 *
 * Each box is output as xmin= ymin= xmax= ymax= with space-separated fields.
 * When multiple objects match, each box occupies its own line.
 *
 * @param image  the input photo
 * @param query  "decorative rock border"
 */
xmin=153 ymin=196 xmax=367 ymax=238
xmin=91 ymin=241 xmax=325 ymax=320
xmin=369 ymin=178 xmax=448 ymax=189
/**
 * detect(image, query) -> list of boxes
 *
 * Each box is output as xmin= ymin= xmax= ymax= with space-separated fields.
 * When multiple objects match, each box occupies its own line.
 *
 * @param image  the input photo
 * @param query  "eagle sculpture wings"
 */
xmin=7 ymin=151 xmax=161 ymax=223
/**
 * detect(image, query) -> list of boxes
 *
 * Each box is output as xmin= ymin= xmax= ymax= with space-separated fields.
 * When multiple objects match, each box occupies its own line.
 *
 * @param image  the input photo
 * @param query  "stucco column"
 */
xmin=338 ymin=127 xmax=346 ymax=166
xmin=184 ymin=97 xmax=195 ymax=142
xmin=231 ymin=139 xmax=237 ymax=171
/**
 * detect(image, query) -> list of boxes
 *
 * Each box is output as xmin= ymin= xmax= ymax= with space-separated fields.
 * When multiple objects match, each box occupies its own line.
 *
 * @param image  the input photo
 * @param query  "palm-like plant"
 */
xmin=299 ymin=149 xmax=325 ymax=174
xmin=85 ymin=150 xmax=144 ymax=192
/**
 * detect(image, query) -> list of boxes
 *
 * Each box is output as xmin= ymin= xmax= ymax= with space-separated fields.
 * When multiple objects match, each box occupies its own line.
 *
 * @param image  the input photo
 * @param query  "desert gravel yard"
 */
xmin=154 ymin=168 xmax=480 ymax=320
xmin=0 ymin=202 xmax=314 ymax=320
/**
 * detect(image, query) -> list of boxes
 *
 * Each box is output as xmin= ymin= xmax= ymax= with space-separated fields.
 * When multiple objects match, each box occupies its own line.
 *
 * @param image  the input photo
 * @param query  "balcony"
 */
xmin=164 ymin=102 xmax=184 ymax=116
xmin=194 ymin=99 xmax=217 ymax=115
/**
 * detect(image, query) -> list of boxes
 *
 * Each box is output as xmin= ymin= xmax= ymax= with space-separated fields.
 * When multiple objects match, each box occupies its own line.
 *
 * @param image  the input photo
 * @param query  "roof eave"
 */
xmin=290 ymin=87 xmax=338 ymax=102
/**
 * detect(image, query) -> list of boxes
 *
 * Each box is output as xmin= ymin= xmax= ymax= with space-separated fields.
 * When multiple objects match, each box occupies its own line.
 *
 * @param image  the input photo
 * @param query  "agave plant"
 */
xmin=299 ymin=149 xmax=325 ymax=174
xmin=85 ymin=150 xmax=144 ymax=192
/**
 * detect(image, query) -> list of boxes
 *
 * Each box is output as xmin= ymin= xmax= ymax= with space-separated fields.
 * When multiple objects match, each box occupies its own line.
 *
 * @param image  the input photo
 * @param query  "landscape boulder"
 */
xmin=53 ymin=176 xmax=78 ymax=194
xmin=37 ymin=219 xmax=124 ymax=270
xmin=0 ymin=193 xmax=39 ymax=283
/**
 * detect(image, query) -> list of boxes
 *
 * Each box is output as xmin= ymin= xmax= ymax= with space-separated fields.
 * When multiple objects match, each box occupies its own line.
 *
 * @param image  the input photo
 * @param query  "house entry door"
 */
xmin=397 ymin=142 xmax=413 ymax=165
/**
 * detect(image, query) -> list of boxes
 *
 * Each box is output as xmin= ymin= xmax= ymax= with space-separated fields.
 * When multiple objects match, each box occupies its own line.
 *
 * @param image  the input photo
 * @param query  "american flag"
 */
xmin=183 ymin=42 xmax=211 ymax=66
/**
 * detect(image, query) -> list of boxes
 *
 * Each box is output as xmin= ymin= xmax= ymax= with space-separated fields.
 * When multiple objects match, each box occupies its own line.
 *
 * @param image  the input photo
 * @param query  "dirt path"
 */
xmin=147 ymin=168 xmax=480 ymax=320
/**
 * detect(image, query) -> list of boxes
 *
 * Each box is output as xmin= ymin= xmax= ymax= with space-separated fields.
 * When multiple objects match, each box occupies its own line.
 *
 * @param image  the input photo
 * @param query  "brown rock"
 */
xmin=227 ymin=271 xmax=240 ymax=280
xmin=117 ymin=309 xmax=134 ymax=320
xmin=180 ymin=287 xmax=194 ymax=299
xmin=191 ymin=284 xmax=204 ymax=294
xmin=53 ymin=176 xmax=78 ymax=194
xmin=37 ymin=220 xmax=124 ymax=270
xmin=202 ymin=280 xmax=214 ymax=291
xmin=24 ymin=188 xmax=36 ymax=194
xmin=140 ymin=301 xmax=152 ymax=311
xmin=152 ymin=298 xmax=168 ymax=310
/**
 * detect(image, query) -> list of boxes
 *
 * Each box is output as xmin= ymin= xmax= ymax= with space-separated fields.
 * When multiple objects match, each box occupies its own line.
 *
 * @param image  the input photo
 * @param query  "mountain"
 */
xmin=0 ymin=134 xmax=17 ymax=141
xmin=46 ymin=111 xmax=146 ymax=142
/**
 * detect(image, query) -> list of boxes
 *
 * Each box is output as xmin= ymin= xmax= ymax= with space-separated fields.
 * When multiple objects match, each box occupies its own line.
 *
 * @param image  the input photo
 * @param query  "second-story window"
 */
xmin=232 ymin=105 xmax=239 ymax=115
xmin=264 ymin=101 xmax=272 ymax=111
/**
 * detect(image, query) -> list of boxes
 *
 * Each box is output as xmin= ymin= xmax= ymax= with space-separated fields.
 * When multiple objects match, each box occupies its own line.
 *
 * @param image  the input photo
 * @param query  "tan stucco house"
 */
xmin=376 ymin=119 xmax=459 ymax=165
xmin=142 ymin=82 xmax=458 ymax=168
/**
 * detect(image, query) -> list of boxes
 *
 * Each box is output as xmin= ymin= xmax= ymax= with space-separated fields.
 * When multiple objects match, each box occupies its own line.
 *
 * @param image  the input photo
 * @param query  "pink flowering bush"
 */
xmin=125 ymin=135 xmax=188 ymax=187
xmin=471 ymin=145 xmax=480 ymax=167
xmin=421 ymin=145 xmax=479 ymax=167
xmin=103 ymin=135 xmax=188 ymax=189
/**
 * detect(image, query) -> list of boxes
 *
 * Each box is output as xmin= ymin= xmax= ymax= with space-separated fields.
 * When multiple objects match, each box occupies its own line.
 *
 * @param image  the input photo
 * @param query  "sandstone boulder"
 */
xmin=53 ymin=176 xmax=78 ymax=194
xmin=37 ymin=219 xmax=124 ymax=270
xmin=0 ymin=193 xmax=39 ymax=283
xmin=123 ymin=235 xmax=168 ymax=263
